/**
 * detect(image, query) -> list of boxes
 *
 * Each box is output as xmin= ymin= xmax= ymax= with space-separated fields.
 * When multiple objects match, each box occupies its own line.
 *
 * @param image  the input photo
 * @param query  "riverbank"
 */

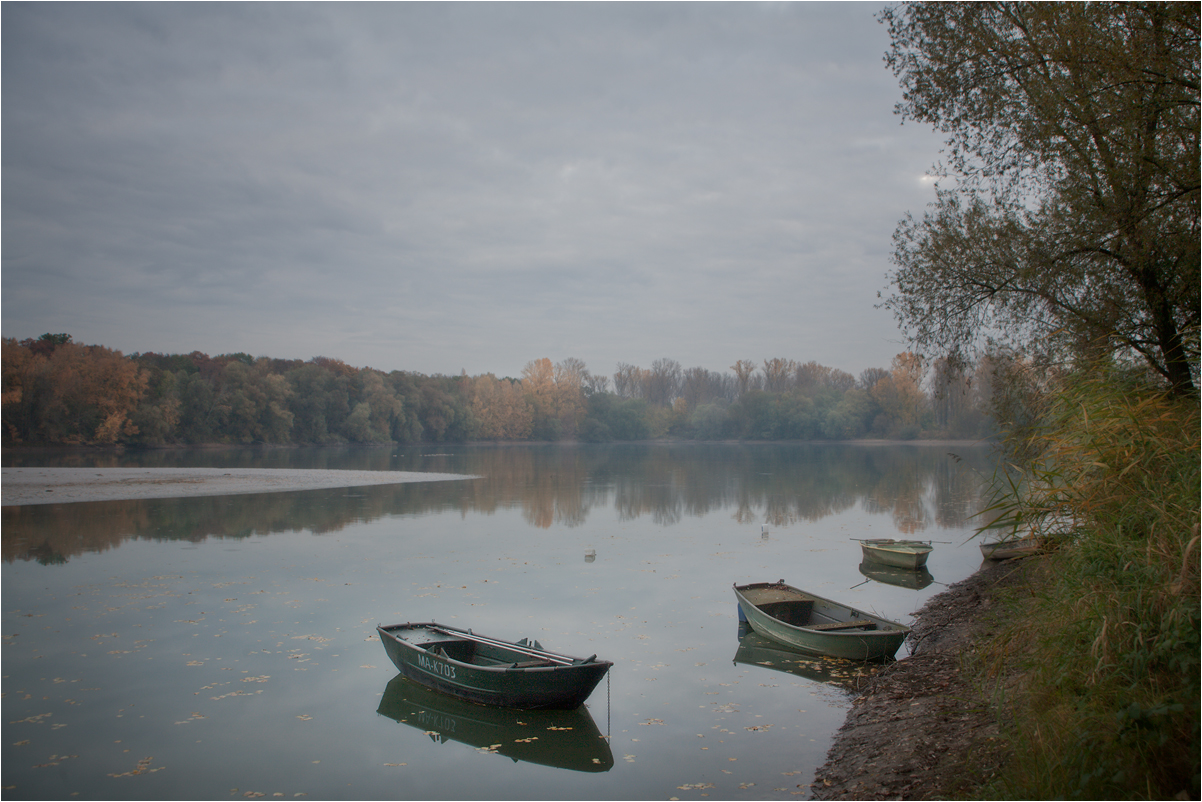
xmin=0 ymin=467 xmax=478 ymax=506
xmin=810 ymin=557 xmax=1036 ymax=799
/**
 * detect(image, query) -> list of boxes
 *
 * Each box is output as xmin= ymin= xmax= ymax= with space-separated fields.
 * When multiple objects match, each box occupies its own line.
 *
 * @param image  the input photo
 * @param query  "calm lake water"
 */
xmin=2 ymin=443 xmax=998 ymax=800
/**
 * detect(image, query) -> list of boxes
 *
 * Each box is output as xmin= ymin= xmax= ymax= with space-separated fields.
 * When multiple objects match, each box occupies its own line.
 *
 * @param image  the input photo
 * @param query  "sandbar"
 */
xmin=1 ymin=467 xmax=478 ymax=506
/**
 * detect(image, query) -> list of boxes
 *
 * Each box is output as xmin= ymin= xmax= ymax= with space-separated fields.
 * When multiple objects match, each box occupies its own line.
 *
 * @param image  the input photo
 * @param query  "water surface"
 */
xmin=2 ymin=443 xmax=996 ymax=800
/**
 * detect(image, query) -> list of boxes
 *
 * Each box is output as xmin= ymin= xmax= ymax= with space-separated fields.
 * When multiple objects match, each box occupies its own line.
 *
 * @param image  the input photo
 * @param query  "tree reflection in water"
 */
xmin=2 ymin=443 xmax=994 ymax=565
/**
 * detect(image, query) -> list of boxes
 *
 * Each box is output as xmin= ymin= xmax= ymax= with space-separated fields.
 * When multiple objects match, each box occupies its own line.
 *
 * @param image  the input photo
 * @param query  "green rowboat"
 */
xmin=733 ymin=581 xmax=910 ymax=661
xmin=377 ymin=622 xmax=611 ymax=710
xmin=858 ymin=538 xmax=933 ymax=570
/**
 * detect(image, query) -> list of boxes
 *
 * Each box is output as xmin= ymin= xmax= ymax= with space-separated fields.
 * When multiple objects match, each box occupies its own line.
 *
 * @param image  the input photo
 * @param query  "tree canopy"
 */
xmin=880 ymin=2 xmax=1199 ymax=395
xmin=2 ymin=334 xmax=1000 ymax=446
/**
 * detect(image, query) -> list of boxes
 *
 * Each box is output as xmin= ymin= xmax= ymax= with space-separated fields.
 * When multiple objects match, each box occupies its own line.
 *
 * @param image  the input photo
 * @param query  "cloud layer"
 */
xmin=2 ymin=3 xmax=942 ymax=379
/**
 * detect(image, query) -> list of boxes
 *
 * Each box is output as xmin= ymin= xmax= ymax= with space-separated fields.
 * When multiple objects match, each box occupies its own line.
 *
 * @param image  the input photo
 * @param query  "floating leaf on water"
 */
xmin=108 ymin=756 xmax=164 ymax=777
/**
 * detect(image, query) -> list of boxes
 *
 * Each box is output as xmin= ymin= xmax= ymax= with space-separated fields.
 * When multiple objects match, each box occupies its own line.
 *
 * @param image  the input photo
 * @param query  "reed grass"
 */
xmin=973 ymin=367 xmax=1199 ymax=800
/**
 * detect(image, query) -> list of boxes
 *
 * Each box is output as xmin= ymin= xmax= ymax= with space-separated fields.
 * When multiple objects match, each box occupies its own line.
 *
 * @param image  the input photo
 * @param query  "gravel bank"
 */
xmin=810 ymin=558 xmax=1034 ymax=799
xmin=1 ymin=467 xmax=478 ymax=506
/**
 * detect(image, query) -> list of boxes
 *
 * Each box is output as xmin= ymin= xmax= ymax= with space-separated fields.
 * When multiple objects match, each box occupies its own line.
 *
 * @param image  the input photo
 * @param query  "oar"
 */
xmin=426 ymin=625 xmax=577 ymax=666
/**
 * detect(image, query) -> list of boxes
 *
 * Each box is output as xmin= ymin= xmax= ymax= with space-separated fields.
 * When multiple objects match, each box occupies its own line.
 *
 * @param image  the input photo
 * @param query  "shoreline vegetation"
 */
xmin=815 ymin=369 xmax=1199 ymax=800
xmin=2 ymin=335 xmax=998 ymax=449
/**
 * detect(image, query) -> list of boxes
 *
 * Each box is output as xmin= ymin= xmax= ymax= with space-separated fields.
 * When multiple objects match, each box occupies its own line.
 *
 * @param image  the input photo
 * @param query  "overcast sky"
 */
xmin=2 ymin=2 xmax=944 ymax=381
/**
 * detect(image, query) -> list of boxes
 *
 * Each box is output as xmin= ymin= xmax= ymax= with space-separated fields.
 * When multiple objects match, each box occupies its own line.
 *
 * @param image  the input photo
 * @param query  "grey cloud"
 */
xmin=3 ymin=2 xmax=941 ymax=379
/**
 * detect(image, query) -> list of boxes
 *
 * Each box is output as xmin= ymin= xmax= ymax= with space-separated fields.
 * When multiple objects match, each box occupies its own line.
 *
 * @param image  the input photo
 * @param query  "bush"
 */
xmin=979 ymin=367 xmax=1200 ymax=800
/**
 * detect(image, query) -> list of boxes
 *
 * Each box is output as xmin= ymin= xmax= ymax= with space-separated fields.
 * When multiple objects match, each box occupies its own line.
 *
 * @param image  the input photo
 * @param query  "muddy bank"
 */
xmin=0 ymin=467 xmax=478 ymax=506
xmin=810 ymin=558 xmax=1034 ymax=799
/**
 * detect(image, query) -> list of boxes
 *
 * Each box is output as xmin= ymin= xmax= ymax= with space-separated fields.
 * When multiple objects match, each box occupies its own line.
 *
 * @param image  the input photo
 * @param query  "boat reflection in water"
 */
xmin=857 ymin=560 xmax=935 ymax=590
xmin=376 ymin=675 xmax=614 ymax=772
xmin=733 ymin=622 xmax=883 ymax=691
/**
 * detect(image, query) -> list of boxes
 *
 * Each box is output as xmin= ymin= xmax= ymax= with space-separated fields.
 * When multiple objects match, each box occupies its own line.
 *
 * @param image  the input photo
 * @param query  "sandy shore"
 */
xmin=1 ymin=467 xmax=478 ymax=506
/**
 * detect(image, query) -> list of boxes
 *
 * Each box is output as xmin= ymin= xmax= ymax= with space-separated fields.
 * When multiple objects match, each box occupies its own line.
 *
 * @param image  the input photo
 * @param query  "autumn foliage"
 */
xmin=3 ymin=335 xmax=147 ymax=444
xmin=2 ymin=335 xmax=999 ymax=447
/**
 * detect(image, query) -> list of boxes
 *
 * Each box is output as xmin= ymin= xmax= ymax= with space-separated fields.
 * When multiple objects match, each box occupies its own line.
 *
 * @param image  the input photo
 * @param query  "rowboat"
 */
xmin=376 ymin=622 xmax=612 ymax=710
xmin=857 ymin=560 xmax=935 ymax=590
xmin=733 ymin=581 xmax=909 ymax=660
xmin=980 ymin=538 xmax=1039 ymax=560
xmin=858 ymin=538 xmax=933 ymax=570
xmin=376 ymin=674 xmax=613 ymax=771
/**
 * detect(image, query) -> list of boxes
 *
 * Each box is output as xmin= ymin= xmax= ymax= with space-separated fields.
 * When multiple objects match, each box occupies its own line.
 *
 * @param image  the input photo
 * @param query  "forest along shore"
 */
xmin=0 ymin=467 xmax=478 ymax=506
xmin=810 ymin=558 xmax=1034 ymax=800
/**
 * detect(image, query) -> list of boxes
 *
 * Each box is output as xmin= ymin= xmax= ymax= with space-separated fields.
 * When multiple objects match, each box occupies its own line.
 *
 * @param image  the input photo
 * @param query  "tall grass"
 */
xmin=975 ymin=367 xmax=1199 ymax=800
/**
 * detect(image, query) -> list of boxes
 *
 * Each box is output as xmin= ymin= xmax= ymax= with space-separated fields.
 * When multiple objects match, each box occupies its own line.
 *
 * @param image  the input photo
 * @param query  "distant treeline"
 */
xmin=2 ymin=333 xmax=998 ymax=447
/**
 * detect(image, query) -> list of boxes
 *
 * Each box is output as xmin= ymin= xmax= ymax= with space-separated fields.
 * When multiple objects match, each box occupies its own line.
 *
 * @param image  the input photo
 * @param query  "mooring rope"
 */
xmin=606 ymin=668 xmax=611 ymax=740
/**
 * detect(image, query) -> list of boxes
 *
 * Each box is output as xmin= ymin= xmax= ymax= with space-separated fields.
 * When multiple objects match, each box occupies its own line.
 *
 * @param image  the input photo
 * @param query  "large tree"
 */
xmin=880 ymin=2 xmax=1199 ymax=395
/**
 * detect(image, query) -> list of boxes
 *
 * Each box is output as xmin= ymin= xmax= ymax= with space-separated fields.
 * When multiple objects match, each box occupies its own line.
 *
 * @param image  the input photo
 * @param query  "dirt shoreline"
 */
xmin=0 ymin=467 xmax=478 ymax=506
xmin=810 ymin=558 xmax=1032 ymax=799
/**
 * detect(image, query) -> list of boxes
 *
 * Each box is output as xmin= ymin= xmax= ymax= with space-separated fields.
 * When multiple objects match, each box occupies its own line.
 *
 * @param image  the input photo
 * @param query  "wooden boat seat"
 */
xmin=806 ymin=619 xmax=876 ymax=631
xmin=510 ymin=659 xmax=555 ymax=668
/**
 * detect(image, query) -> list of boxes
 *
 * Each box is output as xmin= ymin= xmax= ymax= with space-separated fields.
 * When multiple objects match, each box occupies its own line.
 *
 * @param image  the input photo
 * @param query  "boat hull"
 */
xmin=377 ymin=623 xmax=611 ymax=710
xmin=859 ymin=539 xmax=933 ymax=570
xmin=733 ymin=582 xmax=909 ymax=661
xmin=980 ymin=539 xmax=1038 ymax=560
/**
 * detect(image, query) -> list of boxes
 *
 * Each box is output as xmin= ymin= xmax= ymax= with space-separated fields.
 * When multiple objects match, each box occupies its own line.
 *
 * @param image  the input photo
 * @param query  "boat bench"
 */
xmin=807 ymin=619 xmax=875 ymax=631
